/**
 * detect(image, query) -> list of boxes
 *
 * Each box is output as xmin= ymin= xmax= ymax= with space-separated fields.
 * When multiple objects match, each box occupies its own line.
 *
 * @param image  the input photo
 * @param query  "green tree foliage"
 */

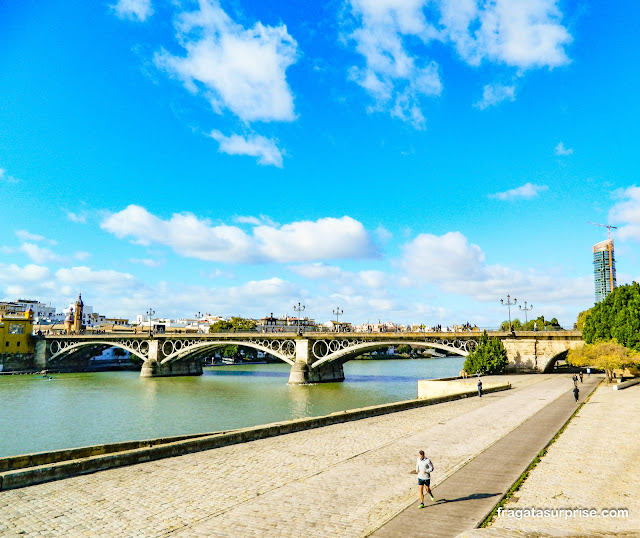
xmin=463 ymin=331 xmax=508 ymax=374
xmin=568 ymin=340 xmax=640 ymax=382
xmin=500 ymin=315 xmax=562 ymax=331
xmin=209 ymin=317 xmax=257 ymax=333
xmin=576 ymin=308 xmax=593 ymax=331
xmin=582 ymin=282 xmax=640 ymax=351
xmin=396 ymin=344 xmax=412 ymax=355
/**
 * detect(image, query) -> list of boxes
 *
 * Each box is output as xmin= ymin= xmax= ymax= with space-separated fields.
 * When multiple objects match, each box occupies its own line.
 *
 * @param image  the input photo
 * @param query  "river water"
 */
xmin=0 ymin=357 xmax=464 ymax=458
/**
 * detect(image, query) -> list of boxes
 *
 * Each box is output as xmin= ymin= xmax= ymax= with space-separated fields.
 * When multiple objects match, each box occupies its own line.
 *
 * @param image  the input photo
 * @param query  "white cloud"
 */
xmin=67 ymin=211 xmax=88 ymax=224
xmin=609 ymin=186 xmax=640 ymax=242
xmin=233 ymin=215 xmax=277 ymax=227
xmin=15 ymin=230 xmax=58 ymax=246
xmin=439 ymin=0 xmax=572 ymax=68
xmin=18 ymin=243 xmax=62 ymax=264
xmin=474 ymin=83 xmax=515 ymax=110
xmin=55 ymin=267 xmax=137 ymax=290
xmin=0 ymin=168 xmax=19 ymax=184
xmin=100 ymin=205 xmax=378 ymax=263
xmin=111 ymin=0 xmax=153 ymax=22
xmin=347 ymin=0 xmax=442 ymax=129
xmin=209 ymin=131 xmax=283 ymax=167
xmin=554 ymin=141 xmax=573 ymax=156
xmin=346 ymin=0 xmax=571 ymax=119
xmin=154 ymin=0 xmax=298 ymax=123
xmin=253 ymin=217 xmax=377 ymax=262
xmin=400 ymin=231 xmax=591 ymax=305
xmin=490 ymin=182 xmax=548 ymax=201
xmin=0 ymin=263 xmax=51 ymax=284
xmin=130 ymin=258 xmax=163 ymax=267
xmin=15 ymin=230 xmax=45 ymax=242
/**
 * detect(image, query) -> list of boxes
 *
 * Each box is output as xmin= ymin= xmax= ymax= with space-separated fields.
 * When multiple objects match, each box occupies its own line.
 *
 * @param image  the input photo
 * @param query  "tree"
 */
xmin=209 ymin=317 xmax=257 ymax=333
xmin=463 ymin=331 xmax=508 ymax=374
xmin=397 ymin=344 xmax=411 ymax=355
xmin=576 ymin=308 xmax=593 ymax=331
xmin=568 ymin=340 xmax=640 ymax=382
xmin=501 ymin=315 xmax=562 ymax=331
xmin=582 ymin=282 xmax=640 ymax=351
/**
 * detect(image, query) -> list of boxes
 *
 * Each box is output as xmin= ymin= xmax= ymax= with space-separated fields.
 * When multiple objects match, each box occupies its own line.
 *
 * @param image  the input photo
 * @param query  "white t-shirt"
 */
xmin=416 ymin=457 xmax=434 ymax=479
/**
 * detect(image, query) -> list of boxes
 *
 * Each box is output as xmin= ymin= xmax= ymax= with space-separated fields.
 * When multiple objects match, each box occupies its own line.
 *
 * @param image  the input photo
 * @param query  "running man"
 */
xmin=573 ymin=385 xmax=579 ymax=403
xmin=414 ymin=450 xmax=435 ymax=508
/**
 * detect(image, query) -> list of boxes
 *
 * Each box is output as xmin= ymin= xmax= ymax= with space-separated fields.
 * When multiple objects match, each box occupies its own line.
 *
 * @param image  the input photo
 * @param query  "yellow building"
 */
xmin=0 ymin=309 xmax=34 ymax=354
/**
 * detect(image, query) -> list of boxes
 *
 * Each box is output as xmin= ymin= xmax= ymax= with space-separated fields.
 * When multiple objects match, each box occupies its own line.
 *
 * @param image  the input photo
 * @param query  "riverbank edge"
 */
xmin=0 ymin=383 xmax=510 ymax=491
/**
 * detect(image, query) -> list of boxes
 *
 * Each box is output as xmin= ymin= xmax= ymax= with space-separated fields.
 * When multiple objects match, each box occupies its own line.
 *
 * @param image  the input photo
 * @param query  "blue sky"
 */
xmin=1 ymin=0 xmax=639 ymax=327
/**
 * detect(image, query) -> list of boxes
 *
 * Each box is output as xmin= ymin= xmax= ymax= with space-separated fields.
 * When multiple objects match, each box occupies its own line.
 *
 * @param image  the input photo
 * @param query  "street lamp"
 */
xmin=146 ymin=308 xmax=155 ymax=337
xmin=332 ymin=306 xmax=343 ymax=326
xmin=519 ymin=301 xmax=533 ymax=325
xmin=500 ymin=295 xmax=517 ymax=332
xmin=293 ymin=302 xmax=305 ymax=332
xmin=195 ymin=311 xmax=202 ymax=332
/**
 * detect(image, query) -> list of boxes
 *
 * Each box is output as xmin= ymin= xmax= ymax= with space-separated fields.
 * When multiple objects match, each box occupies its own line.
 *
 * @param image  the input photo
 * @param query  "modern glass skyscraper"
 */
xmin=593 ymin=239 xmax=617 ymax=303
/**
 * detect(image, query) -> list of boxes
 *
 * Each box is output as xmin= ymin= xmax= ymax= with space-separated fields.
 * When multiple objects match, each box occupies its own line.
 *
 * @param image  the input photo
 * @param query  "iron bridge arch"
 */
xmin=159 ymin=340 xmax=295 ymax=366
xmin=47 ymin=339 xmax=149 ymax=363
xmin=310 ymin=339 xmax=476 ymax=370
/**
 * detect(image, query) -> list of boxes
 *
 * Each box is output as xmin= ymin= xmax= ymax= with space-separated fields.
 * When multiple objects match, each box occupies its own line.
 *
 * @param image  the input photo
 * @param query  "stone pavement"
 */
xmin=459 ymin=379 xmax=640 ymax=538
xmin=371 ymin=375 xmax=601 ymax=538
xmin=0 ymin=375 xmax=580 ymax=537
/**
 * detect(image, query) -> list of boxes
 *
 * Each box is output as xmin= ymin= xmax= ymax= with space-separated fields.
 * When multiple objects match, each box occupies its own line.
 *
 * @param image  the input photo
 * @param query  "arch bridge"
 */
xmin=37 ymin=331 xmax=583 ymax=384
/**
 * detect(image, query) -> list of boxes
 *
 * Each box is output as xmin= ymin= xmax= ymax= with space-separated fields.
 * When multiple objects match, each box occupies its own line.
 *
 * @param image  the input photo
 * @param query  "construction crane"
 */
xmin=587 ymin=222 xmax=617 ymax=240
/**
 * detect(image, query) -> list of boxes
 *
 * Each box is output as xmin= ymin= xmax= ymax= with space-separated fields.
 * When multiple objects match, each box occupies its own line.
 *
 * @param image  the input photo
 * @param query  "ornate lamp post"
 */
xmin=332 ymin=307 xmax=343 ymax=326
xmin=293 ymin=302 xmax=305 ymax=332
xmin=519 ymin=302 xmax=533 ymax=325
xmin=500 ymin=295 xmax=517 ymax=332
xmin=195 ymin=311 xmax=202 ymax=333
xmin=146 ymin=308 xmax=155 ymax=337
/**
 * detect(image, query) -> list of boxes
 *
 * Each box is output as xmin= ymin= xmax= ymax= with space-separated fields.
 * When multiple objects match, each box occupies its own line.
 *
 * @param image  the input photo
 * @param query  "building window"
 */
xmin=17 ymin=341 xmax=20 ymax=347
xmin=9 ymin=324 xmax=24 ymax=335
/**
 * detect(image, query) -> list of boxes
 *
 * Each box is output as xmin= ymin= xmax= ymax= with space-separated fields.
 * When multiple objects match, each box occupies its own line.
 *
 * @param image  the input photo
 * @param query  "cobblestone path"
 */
xmin=0 ymin=375 xmax=575 ymax=537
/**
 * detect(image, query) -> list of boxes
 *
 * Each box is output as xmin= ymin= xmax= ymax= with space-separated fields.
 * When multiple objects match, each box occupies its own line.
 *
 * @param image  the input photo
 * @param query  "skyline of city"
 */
xmin=1 ymin=1 xmax=639 ymax=327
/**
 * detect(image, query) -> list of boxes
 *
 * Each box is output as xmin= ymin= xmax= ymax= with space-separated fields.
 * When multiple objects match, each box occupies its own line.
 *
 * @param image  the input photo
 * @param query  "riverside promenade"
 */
xmin=0 ymin=375 xmax=587 ymax=537
xmin=460 ymin=379 xmax=640 ymax=538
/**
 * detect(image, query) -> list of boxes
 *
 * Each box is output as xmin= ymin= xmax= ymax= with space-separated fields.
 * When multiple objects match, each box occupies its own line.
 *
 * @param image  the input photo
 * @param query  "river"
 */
xmin=0 ymin=357 xmax=464 ymax=458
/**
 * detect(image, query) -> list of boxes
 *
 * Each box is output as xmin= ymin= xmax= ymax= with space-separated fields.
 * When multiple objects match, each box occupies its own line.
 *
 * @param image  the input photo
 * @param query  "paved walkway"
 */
xmin=460 ymin=379 xmax=640 ymax=538
xmin=0 ymin=375 xmax=583 ymax=537
xmin=372 ymin=376 xmax=601 ymax=537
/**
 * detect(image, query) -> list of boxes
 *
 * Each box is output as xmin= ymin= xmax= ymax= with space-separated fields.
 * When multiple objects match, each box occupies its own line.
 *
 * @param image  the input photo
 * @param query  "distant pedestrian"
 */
xmin=572 ymin=374 xmax=578 ymax=387
xmin=477 ymin=379 xmax=483 ymax=397
xmin=579 ymin=372 xmax=584 ymax=383
xmin=573 ymin=386 xmax=579 ymax=403
xmin=413 ymin=450 xmax=435 ymax=508
xmin=587 ymin=367 xmax=591 ymax=377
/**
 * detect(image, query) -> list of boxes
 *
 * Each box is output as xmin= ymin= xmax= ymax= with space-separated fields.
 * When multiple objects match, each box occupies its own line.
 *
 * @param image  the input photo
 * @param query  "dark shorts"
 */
xmin=418 ymin=478 xmax=430 ymax=486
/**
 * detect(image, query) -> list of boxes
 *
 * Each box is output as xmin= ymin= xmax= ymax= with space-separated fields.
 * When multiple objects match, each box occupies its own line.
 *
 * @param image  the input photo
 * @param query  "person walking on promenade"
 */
xmin=477 ymin=378 xmax=483 ymax=397
xmin=573 ymin=385 xmax=579 ymax=403
xmin=587 ymin=367 xmax=591 ymax=377
xmin=413 ymin=450 xmax=435 ymax=508
xmin=579 ymin=371 xmax=584 ymax=383
xmin=572 ymin=374 xmax=578 ymax=387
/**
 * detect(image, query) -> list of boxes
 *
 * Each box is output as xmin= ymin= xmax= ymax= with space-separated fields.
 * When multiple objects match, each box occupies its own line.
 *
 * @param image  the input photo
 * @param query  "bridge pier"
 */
xmin=288 ymin=340 xmax=345 ymax=384
xmin=140 ymin=340 xmax=203 ymax=378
